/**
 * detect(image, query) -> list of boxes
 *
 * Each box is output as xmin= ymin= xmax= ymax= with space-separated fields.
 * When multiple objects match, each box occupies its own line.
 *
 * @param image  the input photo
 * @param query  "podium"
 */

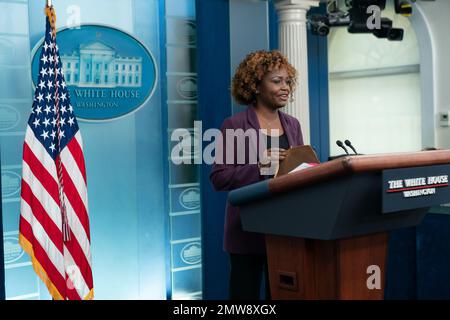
xmin=228 ymin=150 xmax=450 ymax=299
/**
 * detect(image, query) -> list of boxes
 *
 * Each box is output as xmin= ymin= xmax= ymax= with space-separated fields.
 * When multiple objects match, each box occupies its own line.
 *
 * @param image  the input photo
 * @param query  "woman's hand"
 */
xmin=268 ymin=148 xmax=288 ymax=161
xmin=259 ymin=148 xmax=288 ymax=176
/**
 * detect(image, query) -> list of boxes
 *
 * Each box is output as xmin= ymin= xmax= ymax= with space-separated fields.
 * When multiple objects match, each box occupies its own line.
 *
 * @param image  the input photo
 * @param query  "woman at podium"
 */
xmin=210 ymin=50 xmax=304 ymax=299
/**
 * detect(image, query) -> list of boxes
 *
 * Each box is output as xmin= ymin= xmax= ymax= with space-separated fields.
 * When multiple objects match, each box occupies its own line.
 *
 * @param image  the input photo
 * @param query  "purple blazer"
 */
xmin=210 ymin=107 xmax=304 ymax=254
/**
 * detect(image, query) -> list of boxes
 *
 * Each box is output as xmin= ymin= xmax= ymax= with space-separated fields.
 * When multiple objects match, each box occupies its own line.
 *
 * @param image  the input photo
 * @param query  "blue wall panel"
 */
xmin=385 ymin=227 xmax=417 ymax=299
xmin=385 ymin=212 xmax=450 ymax=300
xmin=269 ymin=1 xmax=278 ymax=50
xmin=196 ymin=0 xmax=231 ymax=300
xmin=416 ymin=213 xmax=450 ymax=299
xmin=307 ymin=5 xmax=330 ymax=162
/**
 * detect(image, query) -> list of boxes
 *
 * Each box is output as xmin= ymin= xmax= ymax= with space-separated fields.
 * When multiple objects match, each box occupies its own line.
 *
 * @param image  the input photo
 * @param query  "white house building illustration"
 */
xmin=61 ymin=42 xmax=142 ymax=88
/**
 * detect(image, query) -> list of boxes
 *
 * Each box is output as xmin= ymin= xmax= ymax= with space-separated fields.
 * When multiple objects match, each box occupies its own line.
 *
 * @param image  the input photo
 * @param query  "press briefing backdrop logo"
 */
xmin=1 ymin=171 xmax=21 ymax=198
xmin=179 ymin=187 xmax=200 ymax=210
xmin=31 ymin=24 xmax=157 ymax=121
xmin=4 ymin=237 xmax=25 ymax=264
xmin=174 ymin=20 xmax=196 ymax=45
xmin=180 ymin=242 xmax=202 ymax=265
xmin=0 ymin=104 xmax=21 ymax=131
xmin=177 ymin=77 xmax=197 ymax=100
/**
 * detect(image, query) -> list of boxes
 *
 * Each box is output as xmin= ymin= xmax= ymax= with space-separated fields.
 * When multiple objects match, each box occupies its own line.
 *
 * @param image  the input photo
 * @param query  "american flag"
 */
xmin=19 ymin=9 xmax=93 ymax=300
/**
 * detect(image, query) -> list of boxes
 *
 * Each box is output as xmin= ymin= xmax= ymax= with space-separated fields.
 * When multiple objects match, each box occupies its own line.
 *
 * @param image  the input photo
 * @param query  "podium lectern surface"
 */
xmin=228 ymin=150 xmax=450 ymax=299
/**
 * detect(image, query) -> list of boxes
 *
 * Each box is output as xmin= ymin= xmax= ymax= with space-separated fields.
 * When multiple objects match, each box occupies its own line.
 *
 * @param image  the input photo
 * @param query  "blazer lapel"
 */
xmin=244 ymin=107 xmax=260 ymax=162
xmin=279 ymin=111 xmax=294 ymax=148
xmin=247 ymin=107 xmax=260 ymax=130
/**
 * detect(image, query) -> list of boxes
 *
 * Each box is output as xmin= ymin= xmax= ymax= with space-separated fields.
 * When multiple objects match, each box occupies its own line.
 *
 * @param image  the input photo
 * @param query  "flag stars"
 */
xmin=32 ymin=28 xmax=79 ymax=158
xmin=40 ymin=68 xmax=48 ymax=77
xmin=43 ymin=118 xmax=51 ymax=127
xmin=33 ymin=118 xmax=40 ymax=128
xmin=38 ymin=80 xmax=46 ymax=90
xmin=40 ymin=130 xmax=49 ymax=140
xmin=44 ymin=105 xmax=52 ymax=115
xmin=35 ymin=106 xmax=42 ymax=115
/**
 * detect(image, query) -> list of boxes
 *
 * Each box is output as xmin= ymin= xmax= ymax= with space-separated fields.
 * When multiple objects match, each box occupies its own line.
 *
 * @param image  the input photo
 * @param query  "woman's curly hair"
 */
xmin=231 ymin=50 xmax=297 ymax=106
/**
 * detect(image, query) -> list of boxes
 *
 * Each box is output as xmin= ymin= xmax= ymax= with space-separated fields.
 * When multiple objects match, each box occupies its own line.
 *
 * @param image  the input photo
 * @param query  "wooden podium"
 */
xmin=229 ymin=150 xmax=450 ymax=299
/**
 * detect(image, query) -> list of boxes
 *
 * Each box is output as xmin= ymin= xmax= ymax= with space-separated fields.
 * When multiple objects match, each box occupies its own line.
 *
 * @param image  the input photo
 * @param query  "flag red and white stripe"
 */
xmin=20 ymin=130 xmax=94 ymax=300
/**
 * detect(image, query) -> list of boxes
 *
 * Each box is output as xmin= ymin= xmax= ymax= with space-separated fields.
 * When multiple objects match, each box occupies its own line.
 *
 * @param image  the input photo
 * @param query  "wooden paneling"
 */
xmin=266 ymin=233 xmax=388 ymax=300
xmin=337 ymin=233 xmax=388 ymax=299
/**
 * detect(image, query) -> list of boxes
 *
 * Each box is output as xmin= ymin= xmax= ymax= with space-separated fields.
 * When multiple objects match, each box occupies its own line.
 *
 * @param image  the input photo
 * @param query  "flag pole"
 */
xmin=44 ymin=0 xmax=69 ymax=242
xmin=44 ymin=1 xmax=70 ymax=242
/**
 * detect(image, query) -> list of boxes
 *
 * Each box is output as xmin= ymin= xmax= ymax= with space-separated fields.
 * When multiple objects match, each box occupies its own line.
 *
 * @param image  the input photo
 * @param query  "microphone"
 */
xmin=336 ymin=140 xmax=349 ymax=155
xmin=344 ymin=140 xmax=358 ymax=155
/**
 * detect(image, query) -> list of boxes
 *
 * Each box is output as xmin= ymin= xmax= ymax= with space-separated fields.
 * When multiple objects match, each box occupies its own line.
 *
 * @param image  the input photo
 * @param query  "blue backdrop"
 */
xmin=28 ymin=0 xmax=166 ymax=300
xmin=1 ymin=0 xmax=203 ymax=300
xmin=197 ymin=0 xmax=231 ymax=300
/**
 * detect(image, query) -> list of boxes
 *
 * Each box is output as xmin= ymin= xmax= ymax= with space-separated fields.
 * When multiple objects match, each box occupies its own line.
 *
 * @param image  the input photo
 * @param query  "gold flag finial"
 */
xmin=45 ymin=4 xmax=56 ymax=37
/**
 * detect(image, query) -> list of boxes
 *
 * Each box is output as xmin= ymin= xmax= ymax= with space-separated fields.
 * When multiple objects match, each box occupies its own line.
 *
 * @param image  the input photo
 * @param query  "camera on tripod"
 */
xmin=309 ymin=14 xmax=330 ymax=36
xmin=348 ymin=0 xmax=403 ymax=41
xmin=308 ymin=0 xmax=413 ymax=41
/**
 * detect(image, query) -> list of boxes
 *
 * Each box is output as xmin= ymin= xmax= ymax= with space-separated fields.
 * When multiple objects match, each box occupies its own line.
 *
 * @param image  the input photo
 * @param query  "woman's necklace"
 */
xmin=257 ymin=112 xmax=283 ymax=137
xmin=258 ymin=113 xmax=278 ymax=128
xmin=260 ymin=117 xmax=276 ymax=127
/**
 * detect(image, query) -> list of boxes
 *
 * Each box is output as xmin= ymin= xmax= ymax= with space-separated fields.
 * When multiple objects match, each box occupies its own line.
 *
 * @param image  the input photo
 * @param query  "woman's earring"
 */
xmin=289 ymin=95 xmax=294 ymax=103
